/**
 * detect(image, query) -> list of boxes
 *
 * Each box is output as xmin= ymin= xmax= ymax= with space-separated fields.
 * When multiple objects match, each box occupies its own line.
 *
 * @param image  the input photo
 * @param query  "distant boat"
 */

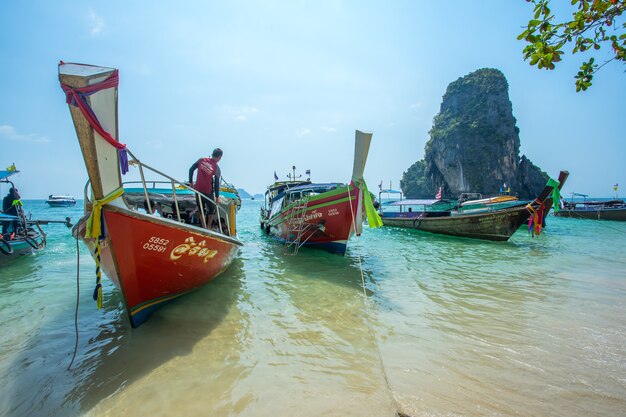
xmin=59 ymin=61 xmax=243 ymax=327
xmin=260 ymin=130 xmax=379 ymax=255
xmin=378 ymin=171 xmax=569 ymax=241
xmin=1 ymin=169 xmax=72 ymax=264
xmin=46 ymin=194 xmax=77 ymax=207
xmin=555 ymin=193 xmax=626 ymax=221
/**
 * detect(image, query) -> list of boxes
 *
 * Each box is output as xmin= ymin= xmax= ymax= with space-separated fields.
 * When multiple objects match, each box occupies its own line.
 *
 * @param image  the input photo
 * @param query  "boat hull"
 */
xmin=555 ymin=208 xmax=626 ymax=221
xmin=262 ymin=184 xmax=361 ymax=255
xmin=46 ymin=201 xmax=77 ymax=207
xmin=382 ymin=205 xmax=531 ymax=241
xmin=0 ymin=228 xmax=46 ymax=264
xmin=79 ymin=207 xmax=241 ymax=327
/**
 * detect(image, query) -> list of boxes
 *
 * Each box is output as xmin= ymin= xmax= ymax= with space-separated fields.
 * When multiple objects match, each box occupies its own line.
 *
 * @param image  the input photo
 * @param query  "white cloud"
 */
xmin=0 ymin=125 xmax=16 ymax=136
xmin=223 ymin=105 xmax=259 ymax=122
xmin=410 ymin=102 xmax=422 ymax=110
xmin=0 ymin=124 xmax=51 ymax=143
xmin=89 ymin=10 xmax=105 ymax=36
xmin=319 ymin=126 xmax=337 ymax=133
xmin=297 ymin=128 xmax=311 ymax=137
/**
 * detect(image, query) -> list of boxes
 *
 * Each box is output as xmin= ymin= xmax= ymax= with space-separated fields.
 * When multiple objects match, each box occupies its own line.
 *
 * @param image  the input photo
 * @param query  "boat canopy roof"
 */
xmin=380 ymin=189 xmax=402 ymax=194
xmin=266 ymin=180 xmax=311 ymax=194
xmin=0 ymin=170 xmax=19 ymax=181
xmin=285 ymin=182 xmax=342 ymax=193
xmin=48 ymin=195 xmax=76 ymax=199
xmin=268 ymin=182 xmax=342 ymax=204
xmin=124 ymin=186 xmax=239 ymax=201
xmin=385 ymin=199 xmax=443 ymax=206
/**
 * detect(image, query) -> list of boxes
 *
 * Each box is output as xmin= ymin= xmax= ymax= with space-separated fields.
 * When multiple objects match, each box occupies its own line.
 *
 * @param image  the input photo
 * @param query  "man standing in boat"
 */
xmin=189 ymin=148 xmax=222 ymax=230
xmin=1 ymin=187 xmax=21 ymax=239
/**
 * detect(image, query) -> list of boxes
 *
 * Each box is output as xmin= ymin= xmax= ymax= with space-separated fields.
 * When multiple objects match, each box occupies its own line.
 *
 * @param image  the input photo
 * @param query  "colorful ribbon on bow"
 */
xmin=361 ymin=181 xmax=383 ymax=228
xmin=85 ymin=187 xmax=125 ymax=239
xmin=546 ymin=177 xmax=561 ymax=213
xmin=59 ymin=64 xmax=129 ymax=174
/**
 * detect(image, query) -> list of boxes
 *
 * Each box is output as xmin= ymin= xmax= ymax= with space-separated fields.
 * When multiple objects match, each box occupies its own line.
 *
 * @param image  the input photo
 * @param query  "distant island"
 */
xmin=236 ymin=189 xmax=263 ymax=199
xmin=237 ymin=188 xmax=252 ymax=199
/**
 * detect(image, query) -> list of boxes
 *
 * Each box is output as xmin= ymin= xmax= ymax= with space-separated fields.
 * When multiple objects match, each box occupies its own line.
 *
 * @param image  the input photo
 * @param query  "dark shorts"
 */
xmin=196 ymin=194 xmax=217 ymax=215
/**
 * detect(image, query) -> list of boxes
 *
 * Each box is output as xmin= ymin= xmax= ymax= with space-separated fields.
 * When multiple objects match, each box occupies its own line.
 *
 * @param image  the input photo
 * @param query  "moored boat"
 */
xmin=379 ymin=171 xmax=569 ymax=241
xmin=46 ymin=195 xmax=77 ymax=207
xmin=555 ymin=193 xmax=626 ymax=221
xmin=59 ymin=62 xmax=243 ymax=327
xmin=260 ymin=130 xmax=381 ymax=255
xmin=1 ymin=168 xmax=72 ymax=264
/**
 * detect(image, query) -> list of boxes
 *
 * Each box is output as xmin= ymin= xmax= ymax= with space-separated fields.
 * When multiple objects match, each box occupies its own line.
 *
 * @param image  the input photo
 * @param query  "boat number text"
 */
xmin=143 ymin=236 xmax=170 ymax=253
xmin=327 ymin=208 xmax=339 ymax=216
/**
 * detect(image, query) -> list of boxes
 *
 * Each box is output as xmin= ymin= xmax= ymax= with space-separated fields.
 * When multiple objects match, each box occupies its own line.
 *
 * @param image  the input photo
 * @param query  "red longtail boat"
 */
xmin=59 ymin=62 xmax=243 ymax=327
xmin=260 ymin=131 xmax=381 ymax=255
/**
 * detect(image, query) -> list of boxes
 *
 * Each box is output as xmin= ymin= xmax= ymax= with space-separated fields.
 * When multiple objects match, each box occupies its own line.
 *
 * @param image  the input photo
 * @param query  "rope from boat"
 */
xmin=67 ymin=233 xmax=81 ymax=370
xmin=346 ymin=185 xmax=406 ymax=417
xmin=93 ymin=243 xmax=103 ymax=309
xmin=85 ymin=189 xmax=120 ymax=310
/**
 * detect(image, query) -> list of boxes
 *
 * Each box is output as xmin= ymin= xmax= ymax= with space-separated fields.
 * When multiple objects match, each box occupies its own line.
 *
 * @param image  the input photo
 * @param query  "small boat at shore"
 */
xmin=59 ymin=61 xmax=243 ymax=327
xmin=379 ymin=171 xmax=569 ymax=241
xmin=555 ymin=193 xmax=626 ymax=221
xmin=46 ymin=195 xmax=77 ymax=207
xmin=1 ymin=168 xmax=72 ymax=264
xmin=260 ymin=130 xmax=380 ymax=255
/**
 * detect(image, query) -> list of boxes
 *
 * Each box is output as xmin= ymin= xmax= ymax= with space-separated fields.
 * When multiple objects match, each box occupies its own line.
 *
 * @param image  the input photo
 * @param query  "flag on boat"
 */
xmin=6 ymin=163 xmax=16 ymax=172
xmin=615 ymin=183 xmax=619 ymax=191
xmin=274 ymin=171 xmax=278 ymax=181
xmin=435 ymin=186 xmax=442 ymax=200
xmin=378 ymin=180 xmax=383 ymax=191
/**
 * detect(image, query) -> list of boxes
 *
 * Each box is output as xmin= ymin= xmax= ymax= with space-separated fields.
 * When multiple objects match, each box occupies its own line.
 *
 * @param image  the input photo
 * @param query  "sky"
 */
xmin=0 ymin=1 xmax=624 ymax=199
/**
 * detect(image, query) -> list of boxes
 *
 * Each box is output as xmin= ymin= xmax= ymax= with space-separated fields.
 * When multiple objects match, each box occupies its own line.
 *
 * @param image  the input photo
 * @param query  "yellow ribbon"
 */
xmin=11 ymin=199 xmax=23 ymax=207
xmin=85 ymin=188 xmax=125 ymax=239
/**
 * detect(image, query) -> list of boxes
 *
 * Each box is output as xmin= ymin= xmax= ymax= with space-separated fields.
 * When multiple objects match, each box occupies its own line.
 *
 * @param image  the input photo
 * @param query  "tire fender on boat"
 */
xmin=0 ymin=238 xmax=13 ymax=255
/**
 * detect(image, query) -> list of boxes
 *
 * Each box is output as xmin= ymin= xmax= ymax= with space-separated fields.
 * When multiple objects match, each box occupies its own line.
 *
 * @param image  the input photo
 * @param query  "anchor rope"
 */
xmin=347 ymin=183 xmax=405 ymax=417
xmin=67 ymin=232 xmax=81 ymax=370
xmin=93 ymin=242 xmax=103 ymax=309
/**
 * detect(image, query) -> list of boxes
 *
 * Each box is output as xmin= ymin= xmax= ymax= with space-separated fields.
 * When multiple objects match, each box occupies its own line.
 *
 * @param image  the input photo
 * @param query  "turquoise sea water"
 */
xmin=1 ymin=199 xmax=625 ymax=417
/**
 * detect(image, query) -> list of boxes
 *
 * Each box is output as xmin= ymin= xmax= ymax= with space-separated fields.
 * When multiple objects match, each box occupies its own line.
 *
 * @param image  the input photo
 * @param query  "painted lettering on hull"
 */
xmin=303 ymin=211 xmax=323 ymax=222
xmin=170 ymin=236 xmax=218 ymax=263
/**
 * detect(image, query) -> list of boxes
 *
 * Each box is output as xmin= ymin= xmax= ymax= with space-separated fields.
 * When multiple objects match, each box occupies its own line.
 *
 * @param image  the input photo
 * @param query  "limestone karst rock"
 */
xmin=401 ymin=68 xmax=548 ymax=199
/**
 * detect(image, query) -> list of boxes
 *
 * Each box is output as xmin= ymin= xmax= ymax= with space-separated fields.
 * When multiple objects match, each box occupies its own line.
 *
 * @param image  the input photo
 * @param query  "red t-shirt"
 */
xmin=194 ymin=158 xmax=220 ymax=195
